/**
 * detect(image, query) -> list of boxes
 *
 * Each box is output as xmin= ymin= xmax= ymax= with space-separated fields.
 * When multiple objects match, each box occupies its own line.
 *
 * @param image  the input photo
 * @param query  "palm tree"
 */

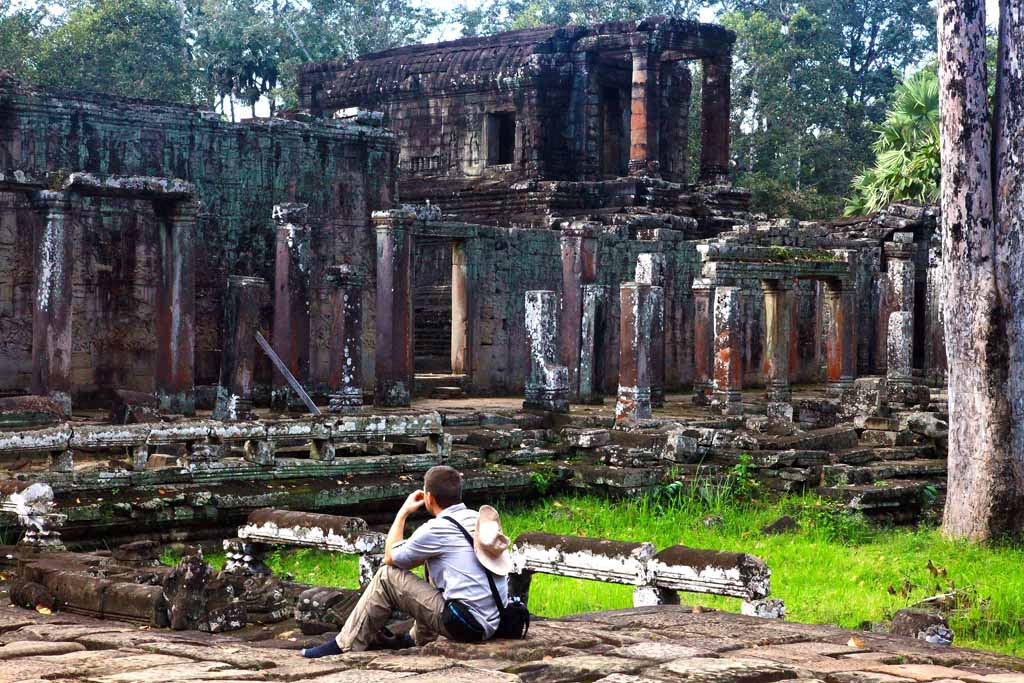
xmin=845 ymin=69 xmax=940 ymax=216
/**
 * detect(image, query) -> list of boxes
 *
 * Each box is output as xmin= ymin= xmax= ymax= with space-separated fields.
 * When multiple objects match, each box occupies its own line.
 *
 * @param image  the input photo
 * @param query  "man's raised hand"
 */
xmin=400 ymin=489 xmax=426 ymax=515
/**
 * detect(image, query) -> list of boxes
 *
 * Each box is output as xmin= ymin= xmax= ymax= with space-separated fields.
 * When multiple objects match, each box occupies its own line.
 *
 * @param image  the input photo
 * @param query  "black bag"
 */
xmin=441 ymin=598 xmax=487 ymax=642
xmin=444 ymin=516 xmax=530 ymax=640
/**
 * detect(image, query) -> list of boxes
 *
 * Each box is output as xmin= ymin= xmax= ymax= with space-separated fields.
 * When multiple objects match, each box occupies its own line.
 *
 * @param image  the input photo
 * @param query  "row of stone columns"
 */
xmin=29 ymin=191 xmax=198 ymax=415
xmin=690 ymin=278 xmax=859 ymax=415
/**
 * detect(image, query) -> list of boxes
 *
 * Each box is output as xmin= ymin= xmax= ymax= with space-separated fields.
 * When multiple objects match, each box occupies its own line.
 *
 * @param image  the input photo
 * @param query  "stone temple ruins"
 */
xmin=0 ymin=16 xmax=1013 ymax=683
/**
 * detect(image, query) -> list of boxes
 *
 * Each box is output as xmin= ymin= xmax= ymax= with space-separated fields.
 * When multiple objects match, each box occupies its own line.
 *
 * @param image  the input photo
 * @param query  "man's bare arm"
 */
xmin=383 ymin=489 xmax=425 ymax=566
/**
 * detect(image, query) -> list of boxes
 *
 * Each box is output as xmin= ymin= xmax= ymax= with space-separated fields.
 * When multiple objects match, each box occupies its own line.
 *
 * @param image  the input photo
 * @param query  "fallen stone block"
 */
xmin=0 ymin=395 xmax=67 ymax=429
xmin=564 ymin=428 xmax=612 ymax=449
xmin=109 ymin=389 xmax=162 ymax=424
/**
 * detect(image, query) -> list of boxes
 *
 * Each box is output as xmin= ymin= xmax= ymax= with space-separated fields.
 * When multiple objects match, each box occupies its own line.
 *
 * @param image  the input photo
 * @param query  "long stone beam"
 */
xmin=509 ymin=532 xmax=775 ymax=610
xmin=237 ymin=508 xmax=384 ymax=554
xmin=647 ymin=545 xmax=771 ymax=600
xmin=60 ymin=172 xmax=195 ymax=199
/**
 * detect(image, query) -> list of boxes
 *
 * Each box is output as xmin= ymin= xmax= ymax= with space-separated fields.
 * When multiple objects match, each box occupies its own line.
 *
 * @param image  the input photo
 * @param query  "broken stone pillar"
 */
xmin=825 ymin=280 xmax=858 ymax=395
xmin=616 ymin=282 xmax=660 ymax=424
xmin=373 ymin=209 xmax=415 ymax=407
xmin=271 ymin=203 xmax=311 ymax=412
xmin=327 ymin=264 xmax=364 ymax=414
xmin=699 ymin=51 xmax=732 ymax=184
xmin=30 ymin=191 xmax=78 ymax=414
xmin=887 ymin=311 xmax=914 ymax=395
xmin=712 ymin=286 xmax=743 ymax=415
xmin=214 ymin=275 xmax=267 ymax=421
xmin=154 ymin=200 xmax=197 ymax=415
xmin=560 ymin=222 xmax=599 ymax=401
xmin=881 ymin=236 xmax=916 ymax=372
xmin=524 ymin=290 xmax=569 ymax=413
xmin=628 ymin=33 xmax=659 ymax=176
xmin=635 ymin=253 xmax=666 ymax=408
xmin=763 ymin=280 xmax=793 ymax=405
xmin=578 ymin=284 xmax=609 ymax=405
xmin=692 ymin=278 xmax=715 ymax=405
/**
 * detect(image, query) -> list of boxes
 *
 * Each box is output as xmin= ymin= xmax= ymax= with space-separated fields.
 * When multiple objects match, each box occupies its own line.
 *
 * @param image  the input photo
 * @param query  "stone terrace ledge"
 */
xmin=0 ymin=602 xmax=1021 ymax=683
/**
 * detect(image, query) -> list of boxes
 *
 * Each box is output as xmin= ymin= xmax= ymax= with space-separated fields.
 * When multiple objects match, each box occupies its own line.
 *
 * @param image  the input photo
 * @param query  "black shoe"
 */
xmin=373 ymin=627 xmax=416 ymax=650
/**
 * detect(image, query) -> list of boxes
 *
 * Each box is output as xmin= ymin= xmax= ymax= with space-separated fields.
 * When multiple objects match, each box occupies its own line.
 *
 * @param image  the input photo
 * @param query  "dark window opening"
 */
xmin=601 ymin=86 xmax=627 ymax=177
xmin=486 ymin=112 xmax=516 ymax=165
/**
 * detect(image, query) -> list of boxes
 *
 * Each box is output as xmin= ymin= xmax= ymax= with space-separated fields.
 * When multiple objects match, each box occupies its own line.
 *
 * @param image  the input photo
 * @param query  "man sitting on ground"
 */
xmin=302 ymin=465 xmax=511 ymax=657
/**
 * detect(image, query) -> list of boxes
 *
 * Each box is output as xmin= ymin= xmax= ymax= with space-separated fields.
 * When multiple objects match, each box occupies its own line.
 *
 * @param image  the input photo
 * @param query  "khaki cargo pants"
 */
xmin=335 ymin=565 xmax=450 ymax=651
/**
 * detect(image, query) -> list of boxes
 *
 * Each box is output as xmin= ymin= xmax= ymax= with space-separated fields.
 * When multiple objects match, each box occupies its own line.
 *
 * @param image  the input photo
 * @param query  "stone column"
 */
xmin=451 ymin=242 xmax=469 ymax=374
xmin=712 ymin=286 xmax=743 ymax=415
xmin=271 ymin=203 xmax=311 ymax=412
xmin=30 ymin=191 xmax=78 ymax=414
xmin=524 ymin=290 xmax=569 ymax=413
xmin=154 ymin=200 xmax=197 ymax=415
xmin=560 ymin=222 xmax=599 ymax=401
xmin=699 ymin=51 xmax=732 ymax=184
xmin=628 ymin=34 xmax=660 ymax=176
xmin=213 ymin=276 xmax=267 ymax=421
xmin=881 ymin=236 xmax=915 ymax=372
xmin=327 ymin=265 xmax=364 ymax=413
xmin=373 ymin=209 xmax=415 ymax=407
xmin=825 ymin=280 xmax=858 ymax=394
xmin=691 ymin=278 xmax=715 ymax=405
xmin=578 ymin=284 xmax=609 ymax=404
xmin=762 ymin=280 xmax=793 ymax=404
xmin=616 ymin=282 xmax=659 ymax=424
xmin=887 ymin=311 xmax=913 ymax=393
xmin=635 ymin=253 xmax=666 ymax=408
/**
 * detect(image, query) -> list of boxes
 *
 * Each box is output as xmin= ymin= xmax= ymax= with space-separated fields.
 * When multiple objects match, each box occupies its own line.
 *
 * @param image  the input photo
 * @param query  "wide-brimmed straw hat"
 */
xmin=474 ymin=505 xmax=513 ymax=576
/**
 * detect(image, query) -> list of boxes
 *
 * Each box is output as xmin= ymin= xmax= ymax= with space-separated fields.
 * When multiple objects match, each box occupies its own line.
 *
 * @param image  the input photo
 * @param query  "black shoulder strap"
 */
xmin=443 ymin=515 xmax=506 ymax=616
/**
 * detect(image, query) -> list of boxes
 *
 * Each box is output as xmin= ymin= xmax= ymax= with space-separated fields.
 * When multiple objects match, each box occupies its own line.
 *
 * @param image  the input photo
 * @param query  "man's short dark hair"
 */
xmin=424 ymin=466 xmax=463 ymax=509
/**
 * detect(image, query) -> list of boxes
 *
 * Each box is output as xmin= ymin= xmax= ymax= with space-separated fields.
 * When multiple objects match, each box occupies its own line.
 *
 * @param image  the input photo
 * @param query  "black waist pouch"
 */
xmin=441 ymin=599 xmax=486 ymax=642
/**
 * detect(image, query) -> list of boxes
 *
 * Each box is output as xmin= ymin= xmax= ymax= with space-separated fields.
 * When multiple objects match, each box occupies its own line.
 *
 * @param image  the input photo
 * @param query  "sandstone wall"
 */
xmin=0 ymin=77 xmax=397 ymax=402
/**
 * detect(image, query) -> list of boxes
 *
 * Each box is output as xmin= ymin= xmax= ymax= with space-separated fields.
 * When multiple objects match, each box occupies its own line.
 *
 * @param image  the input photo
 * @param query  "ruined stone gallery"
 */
xmin=0 ymin=15 xmax=1007 ymax=683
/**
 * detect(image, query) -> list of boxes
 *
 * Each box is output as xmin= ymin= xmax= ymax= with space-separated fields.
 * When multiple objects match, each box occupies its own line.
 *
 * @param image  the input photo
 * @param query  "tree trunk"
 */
xmin=939 ymin=0 xmax=1024 ymax=540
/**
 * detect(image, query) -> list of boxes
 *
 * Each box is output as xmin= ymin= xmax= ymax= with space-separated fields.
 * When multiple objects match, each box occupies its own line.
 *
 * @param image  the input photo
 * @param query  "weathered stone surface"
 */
xmin=0 ymin=640 xmax=86 ymax=659
xmin=656 ymin=655 xmax=798 ymax=682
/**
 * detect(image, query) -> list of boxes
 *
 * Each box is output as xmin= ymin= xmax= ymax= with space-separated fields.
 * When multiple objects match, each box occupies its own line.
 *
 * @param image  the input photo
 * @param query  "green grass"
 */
xmin=160 ymin=488 xmax=1024 ymax=656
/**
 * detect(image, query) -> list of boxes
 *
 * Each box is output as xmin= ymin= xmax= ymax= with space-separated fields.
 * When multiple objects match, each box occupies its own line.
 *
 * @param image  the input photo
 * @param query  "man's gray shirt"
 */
xmin=390 ymin=503 xmax=509 ymax=637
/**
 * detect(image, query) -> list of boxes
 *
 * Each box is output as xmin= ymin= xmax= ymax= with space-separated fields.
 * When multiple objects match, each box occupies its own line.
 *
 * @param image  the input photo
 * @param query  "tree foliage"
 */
xmin=455 ymin=0 xmax=706 ymax=36
xmin=35 ymin=0 xmax=200 ymax=103
xmin=723 ymin=0 xmax=936 ymax=217
xmin=0 ymin=0 xmax=47 ymax=80
xmin=845 ymin=70 xmax=939 ymax=216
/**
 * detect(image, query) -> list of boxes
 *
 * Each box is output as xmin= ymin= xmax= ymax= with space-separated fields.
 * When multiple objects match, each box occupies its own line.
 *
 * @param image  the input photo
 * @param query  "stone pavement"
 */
xmin=1 ymin=603 xmax=1022 ymax=683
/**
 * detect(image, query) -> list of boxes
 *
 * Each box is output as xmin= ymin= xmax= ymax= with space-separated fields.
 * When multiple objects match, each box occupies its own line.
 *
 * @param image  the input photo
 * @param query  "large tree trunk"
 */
xmin=939 ymin=0 xmax=1024 ymax=540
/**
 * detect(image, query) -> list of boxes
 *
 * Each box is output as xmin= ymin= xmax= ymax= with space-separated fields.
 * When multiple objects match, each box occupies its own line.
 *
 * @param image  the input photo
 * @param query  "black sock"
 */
xmin=302 ymin=637 xmax=343 ymax=658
